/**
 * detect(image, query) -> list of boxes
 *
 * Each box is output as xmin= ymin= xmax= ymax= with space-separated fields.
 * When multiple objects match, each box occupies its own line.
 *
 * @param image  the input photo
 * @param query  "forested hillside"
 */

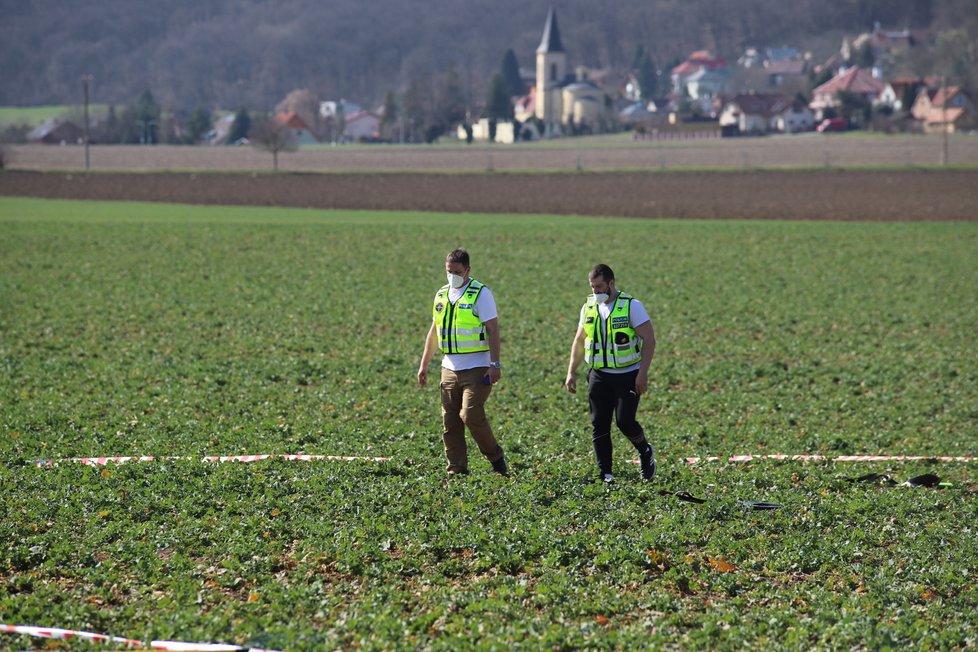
xmin=0 ymin=0 xmax=973 ymax=111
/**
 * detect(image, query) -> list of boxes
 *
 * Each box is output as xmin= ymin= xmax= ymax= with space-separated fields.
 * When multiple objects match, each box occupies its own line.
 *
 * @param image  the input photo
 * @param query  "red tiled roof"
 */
xmin=931 ymin=86 xmax=962 ymax=108
xmin=926 ymin=107 xmax=966 ymax=125
xmin=275 ymin=111 xmax=312 ymax=131
xmin=726 ymin=93 xmax=796 ymax=117
xmin=673 ymin=51 xmax=727 ymax=75
xmin=672 ymin=61 xmax=699 ymax=75
xmin=813 ymin=67 xmax=886 ymax=97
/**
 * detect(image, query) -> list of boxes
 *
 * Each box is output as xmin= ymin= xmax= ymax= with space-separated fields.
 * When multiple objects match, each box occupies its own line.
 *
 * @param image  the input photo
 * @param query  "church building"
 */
xmin=534 ymin=8 xmax=606 ymax=137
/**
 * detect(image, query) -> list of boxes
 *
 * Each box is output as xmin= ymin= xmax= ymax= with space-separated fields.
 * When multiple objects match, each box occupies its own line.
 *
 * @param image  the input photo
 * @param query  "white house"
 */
xmin=719 ymin=93 xmax=814 ymax=134
xmin=343 ymin=110 xmax=380 ymax=141
xmin=774 ymin=101 xmax=815 ymax=133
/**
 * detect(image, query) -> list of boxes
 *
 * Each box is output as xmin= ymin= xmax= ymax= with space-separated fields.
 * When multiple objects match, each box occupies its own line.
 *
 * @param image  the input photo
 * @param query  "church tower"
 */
xmin=535 ymin=7 xmax=567 ymax=135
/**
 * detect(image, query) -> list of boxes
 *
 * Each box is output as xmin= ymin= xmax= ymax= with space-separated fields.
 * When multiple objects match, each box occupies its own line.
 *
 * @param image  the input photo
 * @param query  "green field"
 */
xmin=1 ymin=197 xmax=977 ymax=650
xmin=0 ymin=105 xmax=110 ymax=128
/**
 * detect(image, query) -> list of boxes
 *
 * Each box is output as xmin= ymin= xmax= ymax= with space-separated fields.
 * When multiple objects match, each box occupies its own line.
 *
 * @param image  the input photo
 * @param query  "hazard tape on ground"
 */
xmin=0 ymin=624 xmax=280 ymax=651
xmin=30 ymin=453 xmax=390 ymax=467
xmin=628 ymin=454 xmax=978 ymax=465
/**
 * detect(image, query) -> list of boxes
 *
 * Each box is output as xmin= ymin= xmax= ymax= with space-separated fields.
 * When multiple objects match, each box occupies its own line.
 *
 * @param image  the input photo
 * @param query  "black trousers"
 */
xmin=588 ymin=368 xmax=649 ymax=475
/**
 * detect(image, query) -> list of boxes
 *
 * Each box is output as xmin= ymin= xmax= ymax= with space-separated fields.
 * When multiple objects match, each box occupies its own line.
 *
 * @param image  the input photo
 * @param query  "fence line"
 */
xmin=633 ymin=130 xmax=721 ymax=141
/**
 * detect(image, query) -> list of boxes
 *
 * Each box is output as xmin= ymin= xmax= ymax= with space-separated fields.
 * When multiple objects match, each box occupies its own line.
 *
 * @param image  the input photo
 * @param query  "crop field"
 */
xmin=8 ymin=133 xmax=978 ymax=172
xmin=1 ymin=197 xmax=977 ymax=650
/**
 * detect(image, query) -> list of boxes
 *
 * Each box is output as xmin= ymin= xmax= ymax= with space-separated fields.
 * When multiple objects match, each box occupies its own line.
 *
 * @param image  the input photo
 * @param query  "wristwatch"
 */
xmin=489 ymin=361 xmax=501 ymax=369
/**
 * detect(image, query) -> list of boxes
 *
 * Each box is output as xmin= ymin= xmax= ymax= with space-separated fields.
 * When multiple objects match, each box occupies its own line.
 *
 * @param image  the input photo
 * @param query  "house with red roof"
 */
xmin=275 ymin=111 xmax=319 ymax=145
xmin=810 ymin=66 xmax=886 ymax=119
xmin=671 ymin=51 xmax=730 ymax=114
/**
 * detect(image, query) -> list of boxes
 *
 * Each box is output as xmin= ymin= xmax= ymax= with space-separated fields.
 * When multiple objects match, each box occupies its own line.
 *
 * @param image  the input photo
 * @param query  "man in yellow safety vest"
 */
xmin=564 ymin=263 xmax=656 ymax=483
xmin=418 ymin=248 xmax=508 ymax=476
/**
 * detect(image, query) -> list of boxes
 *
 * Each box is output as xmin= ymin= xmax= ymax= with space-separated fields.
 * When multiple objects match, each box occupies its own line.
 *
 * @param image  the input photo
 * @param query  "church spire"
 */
xmin=537 ymin=7 xmax=564 ymax=54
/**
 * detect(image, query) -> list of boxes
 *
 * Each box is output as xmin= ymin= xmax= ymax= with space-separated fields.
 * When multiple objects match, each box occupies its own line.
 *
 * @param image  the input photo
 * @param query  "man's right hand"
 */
xmin=417 ymin=367 xmax=428 ymax=387
xmin=564 ymin=374 xmax=577 ymax=394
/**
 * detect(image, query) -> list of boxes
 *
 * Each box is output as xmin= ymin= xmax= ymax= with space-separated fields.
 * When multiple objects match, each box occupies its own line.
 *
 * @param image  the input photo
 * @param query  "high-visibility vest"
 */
xmin=583 ymin=292 xmax=642 ymax=369
xmin=433 ymin=279 xmax=490 ymax=354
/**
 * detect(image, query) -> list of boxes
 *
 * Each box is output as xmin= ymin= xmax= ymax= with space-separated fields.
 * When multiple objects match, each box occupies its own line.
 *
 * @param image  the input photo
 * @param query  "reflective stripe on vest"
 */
xmin=433 ymin=279 xmax=490 ymax=354
xmin=583 ymin=293 xmax=642 ymax=369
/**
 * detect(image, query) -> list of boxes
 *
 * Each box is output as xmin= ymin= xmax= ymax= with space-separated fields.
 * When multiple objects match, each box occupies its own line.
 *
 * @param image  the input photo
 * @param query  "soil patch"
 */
xmin=2 ymin=169 xmax=976 ymax=221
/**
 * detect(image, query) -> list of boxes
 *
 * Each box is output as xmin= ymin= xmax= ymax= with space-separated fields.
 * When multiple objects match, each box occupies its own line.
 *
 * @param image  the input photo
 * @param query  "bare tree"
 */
xmin=249 ymin=118 xmax=298 ymax=171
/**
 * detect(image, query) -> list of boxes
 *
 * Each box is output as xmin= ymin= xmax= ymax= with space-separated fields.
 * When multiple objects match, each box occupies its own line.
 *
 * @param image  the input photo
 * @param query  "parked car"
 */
xmin=816 ymin=118 xmax=848 ymax=133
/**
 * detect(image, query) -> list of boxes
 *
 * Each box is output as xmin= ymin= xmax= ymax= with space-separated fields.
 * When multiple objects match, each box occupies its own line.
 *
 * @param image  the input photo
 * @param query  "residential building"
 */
xmin=275 ymin=111 xmax=319 ymax=145
xmin=911 ymin=86 xmax=978 ymax=134
xmin=671 ymin=50 xmax=730 ymax=114
xmin=810 ymin=66 xmax=886 ymax=119
xmin=27 ymin=118 xmax=82 ymax=145
xmin=719 ymin=93 xmax=813 ymax=134
xmin=344 ymin=110 xmax=380 ymax=141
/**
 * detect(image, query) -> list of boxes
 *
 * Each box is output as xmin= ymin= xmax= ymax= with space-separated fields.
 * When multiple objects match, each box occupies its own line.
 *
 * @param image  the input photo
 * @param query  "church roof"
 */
xmin=537 ymin=8 xmax=564 ymax=54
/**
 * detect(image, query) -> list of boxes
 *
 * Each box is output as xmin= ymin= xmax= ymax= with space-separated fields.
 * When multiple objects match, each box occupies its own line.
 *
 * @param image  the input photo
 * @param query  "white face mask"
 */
xmin=447 ymin=272 xmax=467 ymax=289
xmin=591 ymin=292 xmax=610 ymax=304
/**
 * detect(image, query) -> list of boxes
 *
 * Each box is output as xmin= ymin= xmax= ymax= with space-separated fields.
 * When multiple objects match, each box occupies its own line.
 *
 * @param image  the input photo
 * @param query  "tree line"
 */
xmin=2 ymin=0 xmax=973 ymax=111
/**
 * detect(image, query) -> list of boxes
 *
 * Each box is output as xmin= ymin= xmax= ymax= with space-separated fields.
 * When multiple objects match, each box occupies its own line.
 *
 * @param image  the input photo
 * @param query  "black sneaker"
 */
xmin=639 ymin=445 xmax=657 ymax=481
xmin=491 ymin=456 xmax=509 ymax=477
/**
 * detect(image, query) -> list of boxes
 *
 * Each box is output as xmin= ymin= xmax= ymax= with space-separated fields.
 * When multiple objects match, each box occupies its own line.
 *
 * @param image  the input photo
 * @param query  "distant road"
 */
xmin=3 ymin=169 xmax=976 ymax=221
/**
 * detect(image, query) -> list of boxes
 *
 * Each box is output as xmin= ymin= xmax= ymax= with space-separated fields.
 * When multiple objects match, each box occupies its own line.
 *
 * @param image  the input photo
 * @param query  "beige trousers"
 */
xmin=439 ymin=367 xmax=503 ymax=472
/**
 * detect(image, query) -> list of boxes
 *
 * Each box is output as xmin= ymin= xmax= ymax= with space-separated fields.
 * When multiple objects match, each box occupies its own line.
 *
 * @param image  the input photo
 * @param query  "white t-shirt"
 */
xmin=438 ymin=280 xmax=498 ymax=371
xmin=578 ymin=294 xmax=651 ymax=374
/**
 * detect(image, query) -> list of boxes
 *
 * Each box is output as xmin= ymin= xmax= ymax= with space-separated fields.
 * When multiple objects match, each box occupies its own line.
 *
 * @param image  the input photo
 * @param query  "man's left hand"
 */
xmin=487 ymin=367 xmax=501 ymax=385
xmin=635 ymin=370 xmax=649 ymax=396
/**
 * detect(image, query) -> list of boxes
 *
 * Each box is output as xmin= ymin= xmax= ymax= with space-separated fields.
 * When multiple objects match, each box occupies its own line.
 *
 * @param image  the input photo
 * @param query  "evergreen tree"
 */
xmin=380 ymin=91 xmax=398 ymax=141
xmin=133 ymin=90 xmax=161 ymax=144
xmin=631 ymin=45 xmax=646 ymax=71
xmin=500 ymin=48 xmax=524 ymax=97
xmin=402 ymin=77 xmax=431 ymax=143
xmin=486 ymin=73 xmax=513 ymax=122
xmin=486 ymin=73 xmax=513 ymax=144
xmin=638 ymin=52 xmax=658 ymax=101
xmin=227 ymin=109 xmax=251 ymax=144
xmin=436 ymin=65 xmax=467 ymax=129
xmin=854 ymin=42 xmax=876 ymax=69
xmin=99 ymin=105 xmax=120 ymax=143
xmin=183 ymin=106 xmax=212 ymax=144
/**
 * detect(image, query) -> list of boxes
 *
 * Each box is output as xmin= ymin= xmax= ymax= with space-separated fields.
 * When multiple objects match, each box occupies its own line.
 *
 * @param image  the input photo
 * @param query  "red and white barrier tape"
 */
xmin=0 ymin=624 xmax=280 ymax=651
xmin=628 ymin=454 xmax=978 ymax=464
xmin=31 ymin=453 xmax=390 ymax=467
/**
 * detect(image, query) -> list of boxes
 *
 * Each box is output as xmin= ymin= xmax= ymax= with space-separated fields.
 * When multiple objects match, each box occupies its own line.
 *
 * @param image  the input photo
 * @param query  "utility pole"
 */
xmin=940 ymin=74 xmax=949 ymax=166
xmin=81 ymin=74 xmax=92 ymax=170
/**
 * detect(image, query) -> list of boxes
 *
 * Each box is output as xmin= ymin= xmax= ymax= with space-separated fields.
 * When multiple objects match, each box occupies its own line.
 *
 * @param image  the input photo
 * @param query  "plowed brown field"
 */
xmin=2 ymin=169 xmax=976 ymax=221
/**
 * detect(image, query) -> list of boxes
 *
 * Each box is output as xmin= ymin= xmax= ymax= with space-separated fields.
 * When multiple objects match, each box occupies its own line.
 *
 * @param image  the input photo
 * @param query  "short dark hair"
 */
xmin=446 ymin=248 xmax=470 ymax=267
xmin=589 ymin=263 xmax=614 ymax=282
